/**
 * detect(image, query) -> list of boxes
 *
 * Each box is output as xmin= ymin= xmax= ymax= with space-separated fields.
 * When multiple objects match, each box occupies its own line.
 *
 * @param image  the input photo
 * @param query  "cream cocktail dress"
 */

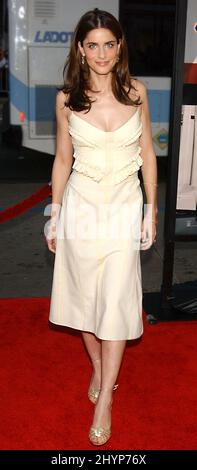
xmin=49 ymin=106 xmax=144 ymax=340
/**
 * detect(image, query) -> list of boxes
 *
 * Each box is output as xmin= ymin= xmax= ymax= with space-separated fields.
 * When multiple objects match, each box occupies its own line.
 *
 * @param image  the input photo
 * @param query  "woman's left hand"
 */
xmin=140 ymin=214 xmax=157 ymax=250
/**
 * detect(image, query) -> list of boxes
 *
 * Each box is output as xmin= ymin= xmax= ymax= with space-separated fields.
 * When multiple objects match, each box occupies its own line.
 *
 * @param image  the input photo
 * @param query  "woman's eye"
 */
xmin=89 ymin=44 xmax=97 ymax=49
xmin=88 ymin=43 xmax=114 ymax=49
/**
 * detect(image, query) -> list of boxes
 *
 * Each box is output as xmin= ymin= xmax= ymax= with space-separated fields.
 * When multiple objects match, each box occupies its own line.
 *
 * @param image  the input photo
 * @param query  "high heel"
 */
xmin=88 ymin=383 xmax=119 ymax=404
xmin=88 ymin=386 xmax=117 ymax=446
xmin=88 ymin=358 xmax=119 ymax=404
xmin=88 ymin=357 xmax=101 ymax=404
xmin=89 ymin=425 xmax=111 ymax=446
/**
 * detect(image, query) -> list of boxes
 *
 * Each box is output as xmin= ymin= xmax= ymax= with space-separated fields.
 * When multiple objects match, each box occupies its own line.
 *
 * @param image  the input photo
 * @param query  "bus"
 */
xmin=7 ymin=0 xmax=175 ymax=156
xmin=8 ymin=0 xmax=119 ymax=154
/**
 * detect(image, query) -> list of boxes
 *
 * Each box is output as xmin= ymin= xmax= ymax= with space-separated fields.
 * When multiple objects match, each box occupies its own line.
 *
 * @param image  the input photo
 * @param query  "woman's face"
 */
xmin=78 ymin=28 xmax=121 ymax=75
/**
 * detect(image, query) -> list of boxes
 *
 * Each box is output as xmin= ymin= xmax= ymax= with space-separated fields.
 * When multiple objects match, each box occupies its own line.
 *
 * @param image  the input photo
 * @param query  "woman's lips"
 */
xmin=96 ymin=62 xmax=109 ymax=66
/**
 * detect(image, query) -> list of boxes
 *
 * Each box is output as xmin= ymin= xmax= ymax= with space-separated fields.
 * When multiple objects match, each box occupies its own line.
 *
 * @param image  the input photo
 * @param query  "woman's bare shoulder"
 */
xmin=130 ymin=78 xmax=147 ymax=100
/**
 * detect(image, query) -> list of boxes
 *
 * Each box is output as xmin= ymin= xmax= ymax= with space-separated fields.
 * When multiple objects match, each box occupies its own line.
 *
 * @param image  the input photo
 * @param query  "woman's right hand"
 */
xmin=46 ymin=218 xmax=57 ymax=253
xmin=47 ymin=238 xmax=56 ymax=254
xmin=45 ymin=203 xmax=62 ymax=253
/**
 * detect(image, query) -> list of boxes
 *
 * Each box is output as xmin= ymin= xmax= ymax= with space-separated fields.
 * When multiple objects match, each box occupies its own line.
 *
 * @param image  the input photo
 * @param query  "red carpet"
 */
xmin=0 ymin=297 xmax=197 ymax=450
xmin=0 ymin=183 xmax=51 ymax=223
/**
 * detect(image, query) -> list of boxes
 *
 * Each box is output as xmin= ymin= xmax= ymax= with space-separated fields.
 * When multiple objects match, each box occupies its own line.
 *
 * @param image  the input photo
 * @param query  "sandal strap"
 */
xmin=89 ymin=425 xmax=111 ymax=445
xmin=100 ymin=383 xmax=119 ymax=392
xmin=113 ymin=383 xmax=119 ymax=391
xmin=89 ymin=426 xmax=111 ymax=437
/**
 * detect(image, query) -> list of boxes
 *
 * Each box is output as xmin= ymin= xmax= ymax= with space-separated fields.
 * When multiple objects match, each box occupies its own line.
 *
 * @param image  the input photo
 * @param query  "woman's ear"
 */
xmin=78 ymin=41 xmax=84 ymax=55
xmin=117 ymin=39 xmax=122 ymax=55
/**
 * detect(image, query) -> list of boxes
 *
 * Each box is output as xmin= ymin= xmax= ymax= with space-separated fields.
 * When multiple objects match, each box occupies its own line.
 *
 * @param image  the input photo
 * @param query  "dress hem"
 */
xmin=49 ymin=318 xmax=143 ymax=341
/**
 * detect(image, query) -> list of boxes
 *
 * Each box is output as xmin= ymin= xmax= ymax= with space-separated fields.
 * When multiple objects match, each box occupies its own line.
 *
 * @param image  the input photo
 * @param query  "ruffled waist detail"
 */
xmin=71 ymin=153 xmax=143 ymax=184
xmin=112 ymin=155 xmax=143 ymax=184
xmin=72 ymin=159 xmax=105 ymax=182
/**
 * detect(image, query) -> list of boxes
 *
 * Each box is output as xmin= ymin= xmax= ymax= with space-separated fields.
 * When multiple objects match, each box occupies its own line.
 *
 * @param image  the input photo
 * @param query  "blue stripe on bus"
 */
xmin=9 ymin=73 xmax=29 ymax=118
xmin=10 ymin=73 xmax=171 ymax=123
xmin=10 ymin=73 xmax=57 ymax=121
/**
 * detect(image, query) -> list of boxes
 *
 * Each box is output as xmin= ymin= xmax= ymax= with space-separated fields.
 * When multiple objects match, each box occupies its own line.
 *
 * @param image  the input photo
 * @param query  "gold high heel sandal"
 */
xmin=88 ymin=358 xmax=119 ymax=404
xmin=88 ymin=387 xmax=117 ymax=446
xmin=88 ymin=358 xmax=101 ymax=404
xmin=89 ymin=424 xmax=111 ymax=446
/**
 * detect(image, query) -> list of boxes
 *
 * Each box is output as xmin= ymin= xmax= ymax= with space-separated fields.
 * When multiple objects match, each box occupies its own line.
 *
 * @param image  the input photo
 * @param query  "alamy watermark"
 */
xmin=44 ymin=200 xmax=155 ymax=251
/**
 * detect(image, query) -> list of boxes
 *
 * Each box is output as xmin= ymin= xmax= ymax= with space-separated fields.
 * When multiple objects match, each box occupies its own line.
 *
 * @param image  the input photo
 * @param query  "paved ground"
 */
xmin=0 ymin=139 xmax=197 ymax=303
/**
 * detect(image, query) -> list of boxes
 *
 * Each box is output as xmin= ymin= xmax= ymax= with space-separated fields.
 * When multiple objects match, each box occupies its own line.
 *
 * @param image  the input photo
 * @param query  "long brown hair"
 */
xmin=62 ymin=8 xmax=142 ymax=112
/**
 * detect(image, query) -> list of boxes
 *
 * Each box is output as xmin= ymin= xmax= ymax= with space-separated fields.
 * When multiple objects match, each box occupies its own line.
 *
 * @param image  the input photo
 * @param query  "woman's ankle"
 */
xmin=92 ymin=395 xmax=112 ymax=428
xmin=100 ymin=383 xmax=118 ymax=393
xmin=92 ymin=357 xmax=101 ymax=371
xmin=96 ymin=389 xmax=113 ymax=407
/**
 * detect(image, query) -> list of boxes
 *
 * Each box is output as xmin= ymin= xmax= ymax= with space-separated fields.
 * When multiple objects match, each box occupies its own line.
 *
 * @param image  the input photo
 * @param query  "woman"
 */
xmin=47 ymin=8 xmax=158 ymax=446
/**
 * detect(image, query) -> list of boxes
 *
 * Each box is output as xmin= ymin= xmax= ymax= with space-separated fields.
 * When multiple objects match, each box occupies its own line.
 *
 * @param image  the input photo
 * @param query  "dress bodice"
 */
xmin=68 ymin=107 xmax=143 ymax=185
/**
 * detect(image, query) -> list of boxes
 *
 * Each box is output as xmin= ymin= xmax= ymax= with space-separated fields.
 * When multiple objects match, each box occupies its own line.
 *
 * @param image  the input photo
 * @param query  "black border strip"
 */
xmin=160 ymin=0 xmax=189 ymax=317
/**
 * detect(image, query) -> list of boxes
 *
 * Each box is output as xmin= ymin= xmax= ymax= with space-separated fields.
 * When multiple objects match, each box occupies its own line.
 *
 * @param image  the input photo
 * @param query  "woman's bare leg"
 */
xmin=82 ymin=332 xmax=102 ymax=390
xmin=101 ymin=340 xmax=126 ymax=390
xmin=90 ymin=339 xmax=126 ymax=440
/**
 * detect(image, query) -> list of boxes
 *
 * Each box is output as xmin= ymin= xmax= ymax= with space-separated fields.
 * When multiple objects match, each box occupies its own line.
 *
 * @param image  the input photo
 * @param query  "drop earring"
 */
xmin=116 ymin=56 xmax=119 ymax=63
xmin=81 ymin=55 xmax=85 ymax=65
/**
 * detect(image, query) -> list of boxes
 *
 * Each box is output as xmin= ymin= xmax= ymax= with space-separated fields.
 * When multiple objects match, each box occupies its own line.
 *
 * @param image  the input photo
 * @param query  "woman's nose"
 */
xmin=98 ymin=46 xmax=105 ymax=58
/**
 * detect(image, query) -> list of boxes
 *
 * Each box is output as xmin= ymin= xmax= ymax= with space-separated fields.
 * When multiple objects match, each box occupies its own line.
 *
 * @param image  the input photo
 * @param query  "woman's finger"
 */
xmin=46 ymin=237 xmax=56 ymax=253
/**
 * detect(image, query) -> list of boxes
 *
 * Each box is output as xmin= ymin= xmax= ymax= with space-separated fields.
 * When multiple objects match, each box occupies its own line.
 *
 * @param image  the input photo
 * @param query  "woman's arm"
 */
xmin=46 ymin=91 xmax=73 ymax=253
xmin=137 ymin=80 xmax=158 ymax=220
xmin=51 ymin=90 xmax=73 ymax=206
xmin=133 ymin=79 xmax=158 ymax=248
